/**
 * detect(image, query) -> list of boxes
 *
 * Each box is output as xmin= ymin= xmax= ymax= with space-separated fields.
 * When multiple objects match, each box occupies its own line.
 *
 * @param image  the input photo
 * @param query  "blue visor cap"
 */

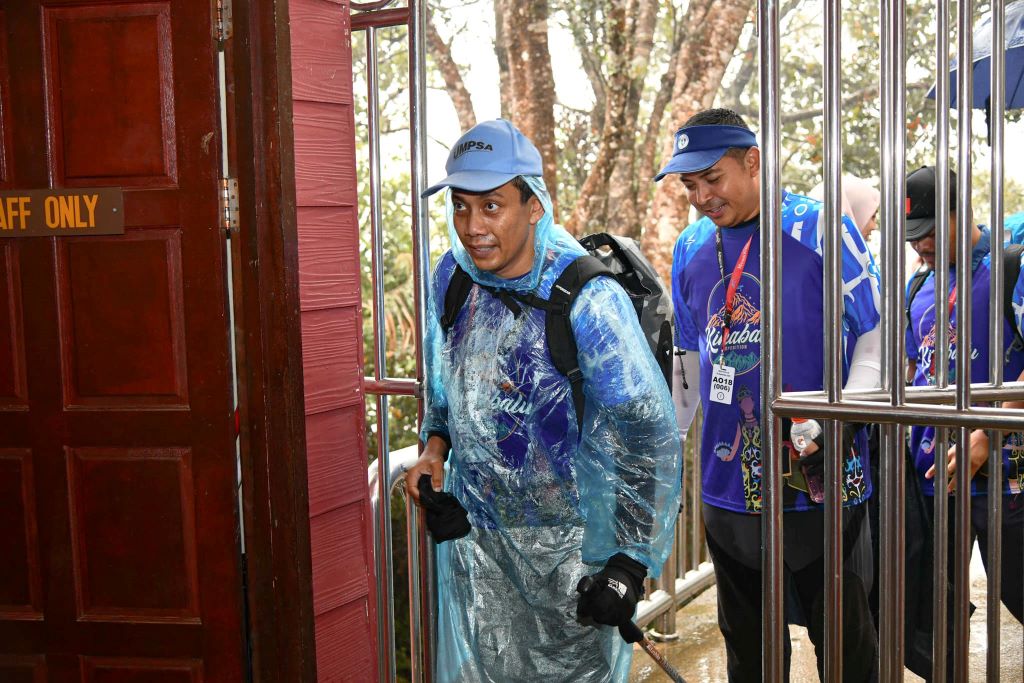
xmin=653 ymin=125 xmax=758 ymax=181
xmin=422 ymin=119 xmax=544 ymax=197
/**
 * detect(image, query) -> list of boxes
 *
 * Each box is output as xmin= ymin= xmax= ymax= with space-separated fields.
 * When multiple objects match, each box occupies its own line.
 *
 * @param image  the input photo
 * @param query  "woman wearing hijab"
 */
xmin=810 ymin=175 xmax=881 ymax=241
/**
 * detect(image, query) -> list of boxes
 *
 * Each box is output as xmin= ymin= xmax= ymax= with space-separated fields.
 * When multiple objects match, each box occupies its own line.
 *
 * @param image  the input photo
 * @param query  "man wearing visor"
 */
xmin=904 ymin=166 xmax=1024 ymax=641
xmin=405 ymin=119 xmax=681 ymax=682
xmin=660 ymin=108 xmax=882 ymax=681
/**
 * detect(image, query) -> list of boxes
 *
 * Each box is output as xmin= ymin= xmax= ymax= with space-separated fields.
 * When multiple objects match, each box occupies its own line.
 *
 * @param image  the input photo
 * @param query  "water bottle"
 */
xmin=791 ymin=418 xmax=824 ymax=503
xmin=791 ymin=418 xmax=822 ymax=453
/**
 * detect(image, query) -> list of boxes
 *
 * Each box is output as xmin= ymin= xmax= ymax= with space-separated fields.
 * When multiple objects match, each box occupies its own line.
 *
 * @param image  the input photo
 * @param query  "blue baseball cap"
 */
xmin=653 ymin=125 xmax=758 ymax=181
xmin=422 ymin=119 xmax=544 ymax=197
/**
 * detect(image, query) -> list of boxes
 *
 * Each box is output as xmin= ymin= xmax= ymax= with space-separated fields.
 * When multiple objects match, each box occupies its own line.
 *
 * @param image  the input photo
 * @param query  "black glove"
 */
xmin=416 ymin=474 xmax=471 ymax=543
xmin=575 ymin=553 xmax=647 ymax=628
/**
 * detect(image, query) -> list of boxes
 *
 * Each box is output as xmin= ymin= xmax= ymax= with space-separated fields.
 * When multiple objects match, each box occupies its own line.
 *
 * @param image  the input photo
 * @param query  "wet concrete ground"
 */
xmin=630 ymin=547 xmax=1023 ymax=682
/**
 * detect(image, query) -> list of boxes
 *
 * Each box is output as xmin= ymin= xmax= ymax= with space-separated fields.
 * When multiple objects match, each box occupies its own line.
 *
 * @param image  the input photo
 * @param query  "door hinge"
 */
xmin=221 ymin=177 xmax=239 ymax=236
xmin=215 ymin=0 xmax=233 ymax=42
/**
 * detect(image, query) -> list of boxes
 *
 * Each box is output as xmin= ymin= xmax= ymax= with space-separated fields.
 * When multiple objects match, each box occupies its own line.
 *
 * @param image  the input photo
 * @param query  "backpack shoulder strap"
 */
xmin=545 ymin=255 xmax=613 ymax=430
xmin=1002 ymin=244 xmax=1024 ymax=360
xmin=905 ymin=269 xmax=930 ymax=331
xmin=441 ymin=264 xmax=474 ymax=332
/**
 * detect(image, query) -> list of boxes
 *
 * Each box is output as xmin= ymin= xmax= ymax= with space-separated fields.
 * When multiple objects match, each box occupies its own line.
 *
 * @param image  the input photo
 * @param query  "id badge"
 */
xmin=710 ymin=364 xmax=736 ymax=404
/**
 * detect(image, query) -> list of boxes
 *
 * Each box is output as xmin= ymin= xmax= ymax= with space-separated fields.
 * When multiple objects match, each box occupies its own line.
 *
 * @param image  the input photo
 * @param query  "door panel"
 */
xmin=42 ymin=3 xmax=178 ymax=187
xmin=0 ymin=1 xmax=245 ymax=680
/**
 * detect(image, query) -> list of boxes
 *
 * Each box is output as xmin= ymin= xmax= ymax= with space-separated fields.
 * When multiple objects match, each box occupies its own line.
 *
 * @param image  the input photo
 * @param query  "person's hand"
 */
xmin=575 ymin=553 xmax=646 ymax=628
xmin=405 ymin=436 xmax=448 ymax=507
xmin=927 ymin=429 xmax=990 ymax=492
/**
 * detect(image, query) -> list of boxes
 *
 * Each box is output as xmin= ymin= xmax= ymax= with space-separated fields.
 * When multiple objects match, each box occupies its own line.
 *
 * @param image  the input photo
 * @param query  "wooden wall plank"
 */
xmin=300 ymin=308 xmax=362 ymax=414
xmin=297 ymin=206 xmax=360 ymax=311
xmin=289 ymin=0 xmax=351 ymax=105
xmin=293 ymin=101 xmax=356 ymax=207
xmin=304 ymin=407 xmax=366 ymax=517
xmin=309 ymin=502 xmax=371 ymax=616
xmin=314 ymin=600 xmax=376 ymax=682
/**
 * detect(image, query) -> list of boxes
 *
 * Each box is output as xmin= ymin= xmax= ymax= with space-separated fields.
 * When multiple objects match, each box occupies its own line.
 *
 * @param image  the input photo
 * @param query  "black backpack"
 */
xmin=905 ymin=243 xmax=1024 ymax=363
xmin=440 ymin=233 xmax=673 ymax=430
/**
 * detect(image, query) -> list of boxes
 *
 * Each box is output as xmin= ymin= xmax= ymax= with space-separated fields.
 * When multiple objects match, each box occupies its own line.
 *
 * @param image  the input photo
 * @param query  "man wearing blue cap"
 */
xmin=659 ymin=108 xmax=882 ymax=681
xmin=405 ymin=119 xmax=681 ymax=682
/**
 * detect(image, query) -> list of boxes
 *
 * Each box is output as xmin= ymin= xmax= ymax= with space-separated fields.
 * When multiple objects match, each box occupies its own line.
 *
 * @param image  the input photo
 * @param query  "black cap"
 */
xmin=905 ymin=166 xmax=957 ymax=241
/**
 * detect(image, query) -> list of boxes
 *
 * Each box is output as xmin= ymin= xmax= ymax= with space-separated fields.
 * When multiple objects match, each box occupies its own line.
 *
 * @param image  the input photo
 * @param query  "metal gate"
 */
xmin=356 ymin=0 xmax=1023 ymax=680
xmin=762 ymin=0 xmax=1022 ymax=680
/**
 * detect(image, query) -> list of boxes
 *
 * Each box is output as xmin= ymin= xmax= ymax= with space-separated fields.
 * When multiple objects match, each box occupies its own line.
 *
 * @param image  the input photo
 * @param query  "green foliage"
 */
xmin=724 ymin=0 xmax=1024 ymax=217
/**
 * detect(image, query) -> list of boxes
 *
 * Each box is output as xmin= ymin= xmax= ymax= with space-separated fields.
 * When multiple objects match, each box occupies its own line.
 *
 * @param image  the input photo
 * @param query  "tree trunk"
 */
xmin=643 ymin=0 xmax=755 ymax=277
xmin=493 ymin=0 xmax=511 ymax=120
xmin=496 ymin=0 xmax=560 ymax=218
xmin=427 ymin=13 xmax=477 ymax=133
xmin=566 ymin=0 xmax=659 ymax=238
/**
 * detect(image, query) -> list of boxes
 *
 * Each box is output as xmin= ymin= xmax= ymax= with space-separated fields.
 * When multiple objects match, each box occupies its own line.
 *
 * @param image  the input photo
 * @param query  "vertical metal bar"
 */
xmin=690 ymin=410 xmax=703 ymax=568
xmin=367 ymin=26 xmax=397 ymax=683
xmin=822 ymin=0 xmax=844 ymax=677
xmin=952 ymin=2 xmax=974 ymax=678
xmin=407 ymin=0 xmax=433 ymax=679
xmin=932 ymin=2 xmax=952 ymax=678
xmin=758 ymin=2 xmax=784 ymax=679
xmin=986 ymin=3 xmax=1006 ymax=679
xmin=656 ymin=540 xmax=680 ymax=638
xmin=879 ymin=0 xmax=908 ymax=678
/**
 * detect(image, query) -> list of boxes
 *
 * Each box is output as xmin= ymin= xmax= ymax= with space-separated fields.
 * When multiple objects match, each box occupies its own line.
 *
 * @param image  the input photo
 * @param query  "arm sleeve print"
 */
xmin=672 ymin=231 xmax=701 ymax=350
xmin=570 ymin=277 xmax=682 ymax=576
xmin=833 ymin=213 xmax=882 ymax=337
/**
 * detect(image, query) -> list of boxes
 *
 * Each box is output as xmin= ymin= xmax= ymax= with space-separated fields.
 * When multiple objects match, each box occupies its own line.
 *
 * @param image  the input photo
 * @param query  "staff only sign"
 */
xmin=0 ymin=188 xmax=124 ymax=237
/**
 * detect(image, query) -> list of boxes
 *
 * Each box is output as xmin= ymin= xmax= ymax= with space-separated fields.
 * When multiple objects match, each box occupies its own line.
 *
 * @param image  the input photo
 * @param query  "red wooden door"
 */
xmin=0 ymin=2 xmax=246 ymax=681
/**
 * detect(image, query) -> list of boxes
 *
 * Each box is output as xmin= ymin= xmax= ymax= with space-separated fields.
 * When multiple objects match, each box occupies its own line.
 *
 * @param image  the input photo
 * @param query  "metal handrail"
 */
xmin=351 ymin=0 xmax=399 ymax=12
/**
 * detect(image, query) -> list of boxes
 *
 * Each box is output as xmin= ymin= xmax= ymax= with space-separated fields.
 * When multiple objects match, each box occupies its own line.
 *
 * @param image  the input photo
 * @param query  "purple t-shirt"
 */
xmin=672 ymin=192 xmax=881 ymax=513
xmin=906 ymin=231 xmax=1024 ymax=496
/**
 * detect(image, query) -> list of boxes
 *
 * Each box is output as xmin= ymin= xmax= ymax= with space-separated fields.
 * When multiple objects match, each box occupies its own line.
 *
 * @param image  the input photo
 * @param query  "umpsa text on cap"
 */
xmin=422 ymin=119 xmax=544 ymax=197
xmin=653 ymin=125 xmax=758 ymax=182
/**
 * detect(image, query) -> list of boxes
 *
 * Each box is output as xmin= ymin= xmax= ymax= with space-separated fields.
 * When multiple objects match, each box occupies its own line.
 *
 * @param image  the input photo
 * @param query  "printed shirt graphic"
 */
xmin=906 ymin=230 xmax=1024 ymax=496
xmin=672 ymin=191 xmax=881 ymax=513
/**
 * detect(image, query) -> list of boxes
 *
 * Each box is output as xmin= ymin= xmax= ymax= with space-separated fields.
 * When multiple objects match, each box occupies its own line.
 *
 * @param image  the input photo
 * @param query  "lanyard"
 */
xmin=714 ymin=227 xmax=756 ymax=366
xmin=929 ymin=283 xmax=958 ymax=381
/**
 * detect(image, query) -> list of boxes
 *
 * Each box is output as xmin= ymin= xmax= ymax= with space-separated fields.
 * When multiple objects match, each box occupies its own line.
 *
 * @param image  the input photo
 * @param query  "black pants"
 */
xmin=703 ymin=504 xmax=879 ymax=682
xmin=922 ymin=492 xmax=1024 ymax=624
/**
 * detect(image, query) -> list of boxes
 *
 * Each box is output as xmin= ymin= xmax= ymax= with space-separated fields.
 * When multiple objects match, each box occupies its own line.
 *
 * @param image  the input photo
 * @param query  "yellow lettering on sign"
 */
xmin=4 ymin=197 xmax=30 ymax=230
xmin=44 ymin=196 xmax=60 ymax=228
xmin=0 ymin=200 xmax=7 ymax=230
xmin=82 ymin=194 xmax=98 ymax=228
xmin=19 ymin=197 xmax=30 ymax=229
xmin=59 ymin=195 xmax=75 ymax=228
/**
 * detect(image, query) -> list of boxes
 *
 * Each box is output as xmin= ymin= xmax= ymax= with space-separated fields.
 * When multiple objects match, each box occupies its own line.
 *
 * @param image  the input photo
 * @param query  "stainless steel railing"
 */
xmin=352 ymin=1 xmax=432 ymax=682
xmin=762 ymin=0 xmax=1021 ymax=680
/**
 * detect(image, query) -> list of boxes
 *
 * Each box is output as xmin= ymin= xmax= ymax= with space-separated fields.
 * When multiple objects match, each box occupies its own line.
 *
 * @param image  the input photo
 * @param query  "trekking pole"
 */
xmin=617 ymin=620 xmax=688 ymax=683
xmin=576 ymin=576 xmax=688 ymax=683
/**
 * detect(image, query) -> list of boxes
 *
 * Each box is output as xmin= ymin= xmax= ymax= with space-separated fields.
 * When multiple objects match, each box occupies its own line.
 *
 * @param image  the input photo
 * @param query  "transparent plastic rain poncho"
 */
xmin=421 ymin=175 xmax=681 ymax=683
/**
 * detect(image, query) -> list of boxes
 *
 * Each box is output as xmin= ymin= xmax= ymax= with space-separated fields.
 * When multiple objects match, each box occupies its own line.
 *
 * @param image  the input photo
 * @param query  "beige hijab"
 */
xmin=809 ymin=175 xmax=881 ymax=237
